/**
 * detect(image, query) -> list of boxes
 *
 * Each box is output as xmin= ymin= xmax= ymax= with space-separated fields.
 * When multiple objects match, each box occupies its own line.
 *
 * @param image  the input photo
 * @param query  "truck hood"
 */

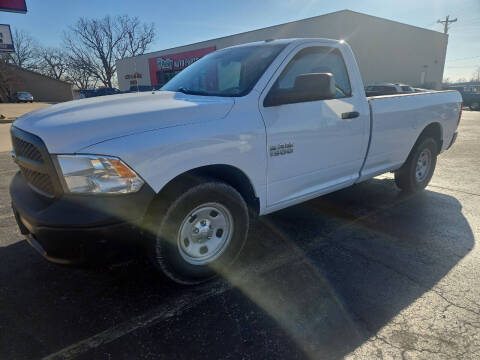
xmin=13 ymin=91 xmax=235 ymax=153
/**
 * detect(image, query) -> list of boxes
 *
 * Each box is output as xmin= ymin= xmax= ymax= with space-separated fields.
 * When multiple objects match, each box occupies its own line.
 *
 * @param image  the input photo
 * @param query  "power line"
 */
xmin=437 ymin=15 xmax=458 ymax=34
xmin=446 ymin=65 xmax=478 ymax=69
xmin=447 ymin=55 xmax=480 ymax=62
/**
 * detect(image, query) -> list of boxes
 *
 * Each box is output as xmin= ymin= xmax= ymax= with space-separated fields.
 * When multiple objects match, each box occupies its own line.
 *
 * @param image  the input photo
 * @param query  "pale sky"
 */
xmin=1 ymin=0 xmax=479 ymax=81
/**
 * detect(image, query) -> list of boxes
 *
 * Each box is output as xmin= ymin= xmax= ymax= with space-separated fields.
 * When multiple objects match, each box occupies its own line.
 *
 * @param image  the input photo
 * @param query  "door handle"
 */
xmin=341 ymin=111 xmax=360 ymax=120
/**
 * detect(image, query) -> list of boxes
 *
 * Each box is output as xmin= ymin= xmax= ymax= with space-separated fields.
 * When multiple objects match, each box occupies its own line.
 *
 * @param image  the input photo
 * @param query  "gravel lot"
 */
xmin=0 ymin=111 xmax=479 ymax=360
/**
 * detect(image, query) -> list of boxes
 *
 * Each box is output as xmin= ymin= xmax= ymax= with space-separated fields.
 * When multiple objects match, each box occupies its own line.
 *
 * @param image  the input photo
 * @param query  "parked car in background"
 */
xmin=95 ymin=88 xmax=122 ymax=97
xmin=79 ymin=88 xmax=121 ymax=98
xmin=79 ymin=89 xmax=96 ymax=99
xmin=10 ymin=38 xmax=462 ymax=284
xmin=394 ymin=83 xmax=415 ymax=93
xmin=447 ymin=86 xmax=480 ymax=111
xmin=413 ymin=88 xmax=430 ymax=92
xmin=127 ymin=85 xmax=162 ymax=93
xmin=365 ymin=83 xmax=403 ymax=96
xmin=13 ymin=92 xmax=34 ymax=103
xmin=365 ymin=83 xmax=418 ymax=97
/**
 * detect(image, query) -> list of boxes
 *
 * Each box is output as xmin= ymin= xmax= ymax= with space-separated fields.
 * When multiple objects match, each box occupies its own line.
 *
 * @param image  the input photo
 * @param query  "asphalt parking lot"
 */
xmin=0 ymin=111 xmax=479 ymax=360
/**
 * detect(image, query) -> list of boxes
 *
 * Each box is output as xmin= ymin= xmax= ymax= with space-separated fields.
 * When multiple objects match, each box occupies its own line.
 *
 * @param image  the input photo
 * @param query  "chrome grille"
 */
xmin=11 ymin=135 xmax=43 ymax=163
xmin=18 ymin=166 xmax=55 ymax=195
xmin=11 ymin=130 xmax=56 ymax=197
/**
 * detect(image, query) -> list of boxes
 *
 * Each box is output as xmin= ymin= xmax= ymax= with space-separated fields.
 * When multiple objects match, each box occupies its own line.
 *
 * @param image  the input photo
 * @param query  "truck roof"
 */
xmin=226 ymin=38 xmax=344 ymax=49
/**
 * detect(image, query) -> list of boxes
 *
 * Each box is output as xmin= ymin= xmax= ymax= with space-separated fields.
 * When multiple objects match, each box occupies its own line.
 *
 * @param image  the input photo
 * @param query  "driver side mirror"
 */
xmin=264 ymin=73 xmax=337 ymax=107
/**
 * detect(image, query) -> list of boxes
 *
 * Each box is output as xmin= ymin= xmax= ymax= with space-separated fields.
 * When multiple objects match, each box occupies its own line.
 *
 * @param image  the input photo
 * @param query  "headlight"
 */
xmin=56 ymin=155 xmax=144 ymax=194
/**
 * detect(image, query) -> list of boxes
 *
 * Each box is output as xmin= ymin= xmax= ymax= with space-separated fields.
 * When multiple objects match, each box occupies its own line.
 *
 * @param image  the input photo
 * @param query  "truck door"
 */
xmin=259 ymin=45 xmax=369 ymax=207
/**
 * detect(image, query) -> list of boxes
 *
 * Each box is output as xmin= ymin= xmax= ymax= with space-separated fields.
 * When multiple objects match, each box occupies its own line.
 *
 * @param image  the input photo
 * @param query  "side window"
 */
xmin=274 ymin=47 xmax=352 ymax=98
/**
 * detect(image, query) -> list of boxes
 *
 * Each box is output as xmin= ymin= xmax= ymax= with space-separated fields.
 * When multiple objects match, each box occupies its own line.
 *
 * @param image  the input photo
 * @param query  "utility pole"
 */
xmin=437 ymin=15 xmax=457 ymax=34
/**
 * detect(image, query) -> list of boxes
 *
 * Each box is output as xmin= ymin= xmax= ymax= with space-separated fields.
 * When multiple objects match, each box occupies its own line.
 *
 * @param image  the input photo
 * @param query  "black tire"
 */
xmin=150 ymin=181 xmax=249 ymax=284
xmin=471 ymin=102 xmax=480 ymax=111
xmin=395 ymin=137 xmax=438 ymax=193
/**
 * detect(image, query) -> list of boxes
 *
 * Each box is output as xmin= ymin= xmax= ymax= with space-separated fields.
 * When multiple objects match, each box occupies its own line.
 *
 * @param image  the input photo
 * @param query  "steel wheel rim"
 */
xmin=177 ymin=202 xmax=233 ymax=265
xmin=415 ymin=148 xmax=431 ymax=182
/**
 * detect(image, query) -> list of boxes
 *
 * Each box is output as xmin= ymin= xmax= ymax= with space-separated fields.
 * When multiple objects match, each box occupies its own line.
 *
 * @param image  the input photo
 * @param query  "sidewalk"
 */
xmin=0 ymin=102 xmax=52 ymax=123
xmin=0 ymin=117 xmax=16 ymax=124
xmin=0 ymin=122 xmax=12 ymax=152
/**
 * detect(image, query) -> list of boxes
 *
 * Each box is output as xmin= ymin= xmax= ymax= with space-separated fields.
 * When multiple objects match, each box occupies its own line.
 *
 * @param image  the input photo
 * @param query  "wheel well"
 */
xmin=417 ymin=122 xmax=443 ymax=153
xmin=187 ymin=165 xmax=260 ymax=214
xmin=148 ymin=165 xmax=260 ymax=220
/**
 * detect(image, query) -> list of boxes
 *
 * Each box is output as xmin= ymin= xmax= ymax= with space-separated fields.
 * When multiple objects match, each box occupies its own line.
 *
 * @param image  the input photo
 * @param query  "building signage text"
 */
xmin=148 ymin=46 xmax=216 ymax=86
xmin=157 ymin=56 xmax=201 ymax=71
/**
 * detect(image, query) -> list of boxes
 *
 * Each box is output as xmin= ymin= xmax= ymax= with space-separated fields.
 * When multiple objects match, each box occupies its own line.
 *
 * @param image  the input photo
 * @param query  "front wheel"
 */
xmin=150 ymin=181 xmax=249 ymax=284
xmin=395 ymin=137 xmax=438 ymax=193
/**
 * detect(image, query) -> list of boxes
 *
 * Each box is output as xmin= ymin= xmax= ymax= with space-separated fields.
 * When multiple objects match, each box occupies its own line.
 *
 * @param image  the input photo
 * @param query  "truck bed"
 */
xmin=359 ymin=90 xmax=462 ymax=181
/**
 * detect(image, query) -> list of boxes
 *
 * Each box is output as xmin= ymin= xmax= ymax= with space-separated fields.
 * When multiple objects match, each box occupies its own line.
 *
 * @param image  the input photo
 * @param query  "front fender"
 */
xmin=81 ymin=111 xmax=267 ymax=211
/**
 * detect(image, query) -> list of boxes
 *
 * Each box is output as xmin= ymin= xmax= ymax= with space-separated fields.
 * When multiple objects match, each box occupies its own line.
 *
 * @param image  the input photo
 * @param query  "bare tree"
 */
xmin=63 ymin=15 xmax=155 ymax=88
xmin=8 ymin=29 xmax=38 ymax=70
xmin=64 ymin=57 xmax=98 ymax=89
xmin=0 ymin=59 xmax=24 ymax=102
xmin=117 ymin=15 xmax=155 ymax=58
xmin=36 ymin=47 xmax=68 ymax=80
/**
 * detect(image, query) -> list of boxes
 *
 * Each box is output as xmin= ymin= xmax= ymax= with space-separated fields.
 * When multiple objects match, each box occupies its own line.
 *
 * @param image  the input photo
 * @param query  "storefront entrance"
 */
xmin=148 ymin=46 xmax=216 ymax=88
xmin=156 ymin=70 xmax=182 ymax=87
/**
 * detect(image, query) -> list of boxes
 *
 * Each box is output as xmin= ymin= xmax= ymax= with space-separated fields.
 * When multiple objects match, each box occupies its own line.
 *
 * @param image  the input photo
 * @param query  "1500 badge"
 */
xmin=269 ymin=143 xmax=294 ymax=156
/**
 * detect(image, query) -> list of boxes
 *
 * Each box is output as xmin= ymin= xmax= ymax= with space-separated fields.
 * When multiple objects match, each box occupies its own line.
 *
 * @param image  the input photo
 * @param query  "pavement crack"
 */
xmin=432 ymin=290 xmax=480 ymax=317
xmin=332 ymin=242 xmax=480 ymax=318
xmin=428 ymin=184 xmax=480 ymax=197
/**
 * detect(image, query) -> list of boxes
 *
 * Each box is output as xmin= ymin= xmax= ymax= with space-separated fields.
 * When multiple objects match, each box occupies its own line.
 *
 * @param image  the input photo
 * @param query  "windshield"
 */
xmin=162 ymin=43 xmax=287 ymax=97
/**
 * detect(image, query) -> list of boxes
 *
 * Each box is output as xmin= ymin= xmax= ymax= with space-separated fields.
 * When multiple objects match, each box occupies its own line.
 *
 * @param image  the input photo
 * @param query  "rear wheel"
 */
xmin=149 ymin=181 xmax=249 ymax=284
xmin=395 ymin=137 xmax=438 ymax=193
xmin=471 ymin=102 xmax=480 ymax=111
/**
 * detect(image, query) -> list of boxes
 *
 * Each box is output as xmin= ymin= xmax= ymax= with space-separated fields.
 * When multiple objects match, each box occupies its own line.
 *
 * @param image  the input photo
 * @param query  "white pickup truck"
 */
xmin=10 ymin=38 xmax=462 ymax=284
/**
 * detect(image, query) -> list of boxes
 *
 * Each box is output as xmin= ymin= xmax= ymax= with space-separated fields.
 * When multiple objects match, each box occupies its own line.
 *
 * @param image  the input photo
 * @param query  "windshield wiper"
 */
xmin=176 ymin=87 xmax=209 ymax=96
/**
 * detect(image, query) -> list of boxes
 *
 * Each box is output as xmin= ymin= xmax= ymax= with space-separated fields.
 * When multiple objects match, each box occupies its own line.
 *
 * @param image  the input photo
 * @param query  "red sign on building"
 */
xmin=0 ymin=0 xmax=27 ymax=13
xmin=124 ymin=72 xmax=142 ymax=80
xmin=148 ymin=46 xmax=216 ymax=87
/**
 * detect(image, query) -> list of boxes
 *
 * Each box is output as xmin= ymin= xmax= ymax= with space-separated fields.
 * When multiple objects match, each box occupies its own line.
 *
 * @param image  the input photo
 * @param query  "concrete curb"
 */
xmin=0 ymin=118 xmax=16 ymax=124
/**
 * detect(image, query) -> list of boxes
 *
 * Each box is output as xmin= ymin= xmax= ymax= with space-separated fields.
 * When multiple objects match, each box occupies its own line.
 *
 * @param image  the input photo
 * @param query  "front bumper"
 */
xmin=10 ymin=172 xmax=156 ymax=264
